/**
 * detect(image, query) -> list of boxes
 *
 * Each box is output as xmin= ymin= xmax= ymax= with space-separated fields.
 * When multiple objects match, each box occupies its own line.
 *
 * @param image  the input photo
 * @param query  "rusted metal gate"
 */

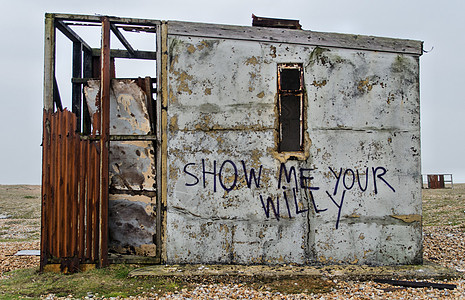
xmin=41 ymin=110 xmax=105 ymax=271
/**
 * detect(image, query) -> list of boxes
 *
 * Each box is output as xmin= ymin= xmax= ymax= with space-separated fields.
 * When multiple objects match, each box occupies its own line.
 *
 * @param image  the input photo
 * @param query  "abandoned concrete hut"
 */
xmin=41 ymin=13 xmax=423 ymax=270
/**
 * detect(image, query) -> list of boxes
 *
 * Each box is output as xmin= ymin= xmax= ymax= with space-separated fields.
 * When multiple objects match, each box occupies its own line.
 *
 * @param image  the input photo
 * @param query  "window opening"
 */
xmin=278 ymin=64 xmax=304 ymax=152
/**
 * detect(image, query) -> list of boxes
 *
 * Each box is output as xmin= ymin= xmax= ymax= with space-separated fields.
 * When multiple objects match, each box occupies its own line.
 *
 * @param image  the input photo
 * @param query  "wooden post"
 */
xmin=99 ymin=16 xmax=110 ymax=268
xmin=41 ymin=14 xmax=56 ymax=270
xmin=43 ymin=14 xmax=55 ymax=112
xmin=156 ymin=22 xmax=168 ymax=262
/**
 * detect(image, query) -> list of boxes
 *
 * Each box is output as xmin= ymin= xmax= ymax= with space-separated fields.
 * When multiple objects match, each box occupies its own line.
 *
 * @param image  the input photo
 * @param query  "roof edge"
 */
xmin=166 ymin=20 xmax=423 ymax=56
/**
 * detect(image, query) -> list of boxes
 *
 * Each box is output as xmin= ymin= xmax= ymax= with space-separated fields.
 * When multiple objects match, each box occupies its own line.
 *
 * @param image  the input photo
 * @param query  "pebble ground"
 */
xmin=1 ymin=226 xmax=465 ymax=299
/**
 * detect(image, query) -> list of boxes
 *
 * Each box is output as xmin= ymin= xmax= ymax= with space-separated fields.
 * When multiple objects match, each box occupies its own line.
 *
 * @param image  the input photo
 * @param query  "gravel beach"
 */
xmin=1 ymin=184 xmax=465 ymax=298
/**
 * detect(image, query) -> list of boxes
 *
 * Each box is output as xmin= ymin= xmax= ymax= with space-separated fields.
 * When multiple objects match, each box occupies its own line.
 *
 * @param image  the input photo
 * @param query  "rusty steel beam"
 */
xmin=82 ymin=49 xmax=93 ymax=135
xmin=119 ymin=25 xmax=156 ymax=33
xmin=144 ymin=76 xmax=156 ymax=134
xmin=72 ymin=77 xmax=157 ymax=84
xmin=52 ymin=13 xmax=161 ymax=26
xmin=53 ymin=77 xmax=63 ymax=111
xmin=99 ymin=16 xmax=111 ymax=268
xmin=110 ymin=23 xmax=135 ymax=56
xmin=91 ymin=48 xmax=156 ymax=60
xmin=55 ymin=20 xmax=92 ymax=53
xmin=72 ymin=42 xmax=82 ymax=132
xmin=80 ymin=135 xmax=158 ymax=141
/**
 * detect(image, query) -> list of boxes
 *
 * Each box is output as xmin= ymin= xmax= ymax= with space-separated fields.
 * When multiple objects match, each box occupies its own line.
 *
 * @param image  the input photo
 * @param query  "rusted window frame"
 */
xmin=277 ymin=63 xmax=304 ymax=152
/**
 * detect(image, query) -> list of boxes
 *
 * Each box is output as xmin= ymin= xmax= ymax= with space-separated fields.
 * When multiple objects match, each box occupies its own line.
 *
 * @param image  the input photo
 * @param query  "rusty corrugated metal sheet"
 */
xmin=41 ymin=109 xmax=105 ymax=272
xmin=428 ymin=175 xmax=445 ymax=189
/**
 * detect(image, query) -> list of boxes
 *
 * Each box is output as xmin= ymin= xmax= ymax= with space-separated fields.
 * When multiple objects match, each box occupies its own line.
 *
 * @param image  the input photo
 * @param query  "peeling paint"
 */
xmin=174 ymin=71 xmax=193 ymax=95
xmin=245 ymin=56 xmax=259 ymax=65
xmin=169 ymin=115 xmax=179 ymax=132
xmin=390 ymin=214 xmax=422 ymax=223
xmin=187 ymin=44 xmax=196 ymax=53
xmin=269 ymin=45 xmax=277 ymax=58
xmin=357 ymin=77 xmax=379 ymax=93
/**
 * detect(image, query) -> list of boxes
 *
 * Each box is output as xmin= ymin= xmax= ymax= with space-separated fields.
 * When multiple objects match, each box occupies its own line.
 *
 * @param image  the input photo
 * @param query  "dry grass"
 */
xmin=422 ymin=183 xmax=465 ymax=227
xmin=0 ymin=185 xmax=41 ymax=242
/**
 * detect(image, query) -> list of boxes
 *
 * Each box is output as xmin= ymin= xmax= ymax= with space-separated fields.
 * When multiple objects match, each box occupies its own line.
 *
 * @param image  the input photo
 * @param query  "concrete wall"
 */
xmin=164 ymin=29 xmax=422 ymax=265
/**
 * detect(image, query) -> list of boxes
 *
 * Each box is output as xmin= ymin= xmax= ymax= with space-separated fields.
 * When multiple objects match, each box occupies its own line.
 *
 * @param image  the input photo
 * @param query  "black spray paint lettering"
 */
xmin=328 ymin=166 xmax=396 ymax=196
xmin=325 ymin=190 xmax=345 ymax=229
xmin=241 ymin=160 xmax=262 ymax=188
xmin=184 ymin=162 xmax=199 ymax=187
xmin=260 ymin=195 xmax=280 ymax=221
xmin=183 ymin=159 xmax=262 ymax=192
xmin=299 ymin=167 xmax=327 ymax=213
xmin=327 ymin=166 xmax=396 ymax=229
xmin=304 ymin=188 xmax=327 ymax=213
xmin=278 ymin=163 xmax=311 ymax=214
xmin=184 ymin=160 xmax=396 ymax=229
xmin=259 ymin=164 xmax=319 ymax=221
xmin=372 ymin=166 xmax=396 ymax=194
xmin=278 ymin=163 xmax=299 ymax=190
xmin=259 ymin=186 xmax=309 ymax=221
xmin=219 ymin=160 xmax=237 ymax=192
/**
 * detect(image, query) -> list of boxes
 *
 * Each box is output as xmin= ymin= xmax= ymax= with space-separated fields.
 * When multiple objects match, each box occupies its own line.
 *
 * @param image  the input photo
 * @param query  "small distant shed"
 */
xmin=41 ymin=13 xmax=423 ymax=271
xmin=425 ymin=174 xmax=453 ymax=189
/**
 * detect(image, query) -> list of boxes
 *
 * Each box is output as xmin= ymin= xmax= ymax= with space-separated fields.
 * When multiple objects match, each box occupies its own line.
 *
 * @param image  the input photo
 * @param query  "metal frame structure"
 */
xmin=41 ymin=13 xmax=165 ymax=272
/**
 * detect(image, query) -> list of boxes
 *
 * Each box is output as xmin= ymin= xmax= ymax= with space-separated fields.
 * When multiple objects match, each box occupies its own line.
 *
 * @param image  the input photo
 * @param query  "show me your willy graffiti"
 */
xmin=182 ymin=159 xmax=396 ymax=229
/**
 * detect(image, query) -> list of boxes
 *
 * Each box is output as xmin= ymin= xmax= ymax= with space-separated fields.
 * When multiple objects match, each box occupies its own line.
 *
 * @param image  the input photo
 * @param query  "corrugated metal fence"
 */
xmin=41 ymin=109 xmax=107 ymax=272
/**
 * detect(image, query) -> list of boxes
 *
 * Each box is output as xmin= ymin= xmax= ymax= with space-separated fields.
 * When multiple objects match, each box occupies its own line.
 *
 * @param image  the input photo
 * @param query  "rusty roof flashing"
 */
xmin=252 ymin=14 xmax=302 ymax=30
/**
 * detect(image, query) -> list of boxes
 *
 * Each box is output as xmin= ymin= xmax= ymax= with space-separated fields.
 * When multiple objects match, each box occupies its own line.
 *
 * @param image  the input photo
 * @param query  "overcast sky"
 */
xmin=0 ymin=0 xmax=464 ymax=184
